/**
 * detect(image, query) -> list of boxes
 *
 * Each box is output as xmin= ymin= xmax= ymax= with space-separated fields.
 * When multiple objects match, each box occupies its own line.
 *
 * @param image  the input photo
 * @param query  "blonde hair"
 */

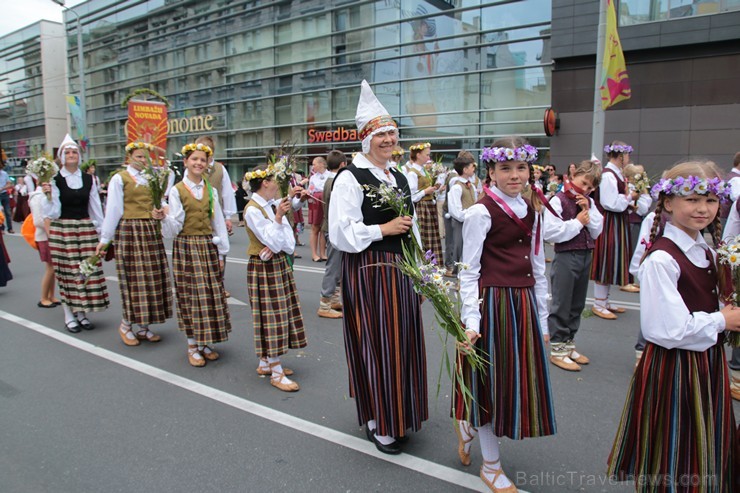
xmin=622 ymin=163 xmax=644 ymax=182
xmin=573 ymin=160 xmax=603 ymax=188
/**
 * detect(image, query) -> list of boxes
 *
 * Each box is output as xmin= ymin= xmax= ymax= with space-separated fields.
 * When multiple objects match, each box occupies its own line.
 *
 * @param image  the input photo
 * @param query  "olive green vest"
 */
xmin=121 ymin=170 xmax=154 ymax=219
xmin=175 ymin=181 xmax=213 ymax=236
xmin=408 ymin=167 xmax=433 ymax=201
xmin=457 ymin=180 xmax=477 ymax=210
xmin=245 ymin=199 xmax=268 ymax=256
xmin=205 ymin=161 xmax=225 ymax=208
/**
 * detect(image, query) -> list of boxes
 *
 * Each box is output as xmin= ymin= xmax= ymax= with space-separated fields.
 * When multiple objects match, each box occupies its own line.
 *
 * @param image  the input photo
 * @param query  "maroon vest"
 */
xmin=553 ymin=191 xmax=595 ymax=253
xmin=647 ymin=237 xmax=719 ymax=314
xmin=479 ymin=194 xmax=535 ymax=288
xmin=593 ymin=167 xmax=626 ymax=215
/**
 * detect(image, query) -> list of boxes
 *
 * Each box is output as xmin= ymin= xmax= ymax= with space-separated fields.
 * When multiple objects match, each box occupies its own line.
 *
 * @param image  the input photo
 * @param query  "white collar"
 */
xmin=731 ymin=168 xmax=740 ymax=176
xmin=409 ymin=162 xmax=424 ymax=172
xmin=353 ymin=153 xmax=394 ymax=173
xmin=60 ymin=167 xmax=81 ymax=178
xmin=251 ymin=193 xmax=271 ymax=208
xmin=662 ymin=222 xmax=709 ymax=254
xmin=126 ymin=165 xmax=142 ymax=176
xmin=606 ymin=162 xmax=625 ymax=179
xmin=457 ymin=176 xmax=471 ymax=184
xmin=490 ymin=184 xmax=524 ymax=206
xmin=184 ymin=176 xmax=205 ymax=189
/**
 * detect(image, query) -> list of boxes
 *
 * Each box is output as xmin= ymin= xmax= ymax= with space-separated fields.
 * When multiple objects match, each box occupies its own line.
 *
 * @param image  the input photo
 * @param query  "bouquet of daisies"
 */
xmin=268 ymin=143 xmax=302 ymax=198
xmin=78 ymin=243 xmax=110 ymax=286
xmin=631 ymin=172 xmax=651 ymax=195
xmin=546 ymin=181 xmax=560 ymax=196
xmin=425 ymin=157 xmax=447 ymax=183
xmin=26 ymin=155 xmax=59 ymax=199
xmin=715 ymin=237 xmax=740 ymax=347
xmin=140 ymin=156 xmax=177 ymax=207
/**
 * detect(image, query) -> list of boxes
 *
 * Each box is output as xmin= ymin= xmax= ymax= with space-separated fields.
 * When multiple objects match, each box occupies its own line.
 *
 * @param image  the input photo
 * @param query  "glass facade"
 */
xmin=68 ymin=0 xmax=552 ymax=178
xmin=620 ymin=0 xmax=740 ymax=25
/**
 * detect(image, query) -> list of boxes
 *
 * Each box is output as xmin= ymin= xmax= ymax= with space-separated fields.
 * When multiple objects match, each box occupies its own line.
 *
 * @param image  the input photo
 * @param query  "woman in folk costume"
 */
xmin=96 ymin=142 xmax=172 ymax=346
xmin=589 ymin=141 xmax=639 ymax=319
xmin=405 ymin=142 xmax=444 ymax=263
xmin=243 ymin=164 xmax=306 ymax=391
xmin=329 ymin=80 xmax=427 ymax=455
xmin=46 ymin=134 xmax=109 ymax=332
xmin=453 ymin=137 xmax=555 ymax=492
xmin=162 ymin=143 xmax=230 ymax=367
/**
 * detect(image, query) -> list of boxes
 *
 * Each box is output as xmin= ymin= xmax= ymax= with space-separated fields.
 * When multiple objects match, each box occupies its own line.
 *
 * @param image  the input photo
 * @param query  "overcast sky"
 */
xmin=1 ymin=0 xmax=85 ymax=37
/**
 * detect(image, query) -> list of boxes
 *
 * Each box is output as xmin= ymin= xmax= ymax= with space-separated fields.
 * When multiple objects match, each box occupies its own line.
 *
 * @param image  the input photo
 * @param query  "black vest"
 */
xmin=55 ymin=172 xmax=92 ymax=220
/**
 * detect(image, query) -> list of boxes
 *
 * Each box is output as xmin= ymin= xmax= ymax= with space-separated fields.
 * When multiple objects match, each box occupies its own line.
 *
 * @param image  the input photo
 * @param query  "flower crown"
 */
xmin=532 ymin=164 xmax=545 ymax=172
xmin=244 ymin=168 xmax=272 ymax=181
xmin=409 ymin=142 xmax=431 ymax=152
xmin=604 ymin=144 xmax=633 ymax=154
xmin=391 ymin=149 xmax=405 ymax=156
xmin=650 ymin=176 xmax=730 ymax=201
xmin=125 ymin=142 xmax=153 ymax=154
xmin=480 ymin=145 xmax=538 ymax=164
xmin=181 ymin=143 xmax=213 ymax=157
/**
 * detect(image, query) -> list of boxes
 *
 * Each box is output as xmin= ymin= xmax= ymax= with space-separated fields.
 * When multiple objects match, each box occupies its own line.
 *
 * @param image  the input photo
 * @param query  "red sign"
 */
xmin=127 ymin=100 xmax=167 ymax=154
xmin=308 ymin=127 xmax=358 ymax=143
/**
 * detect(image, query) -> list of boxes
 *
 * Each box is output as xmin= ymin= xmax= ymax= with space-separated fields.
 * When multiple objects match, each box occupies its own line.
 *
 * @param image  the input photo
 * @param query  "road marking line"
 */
xmin=0 ymin=310 xmax=500 ymax=493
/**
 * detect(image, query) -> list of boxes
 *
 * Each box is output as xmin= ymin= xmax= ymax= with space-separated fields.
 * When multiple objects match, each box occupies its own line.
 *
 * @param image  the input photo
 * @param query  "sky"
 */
xmin=1 ymin=0 xmax=86 ymax=37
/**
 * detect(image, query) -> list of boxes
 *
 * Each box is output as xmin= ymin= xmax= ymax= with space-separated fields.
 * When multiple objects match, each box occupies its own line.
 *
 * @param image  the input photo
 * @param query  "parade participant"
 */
xmin=727 ymin=151 xmax=740 ymax=201
xmin=47 ymin=134 xmax=109 ymax=332
xmin=391 ymin=145 xmax=405 ymax=171
xmin=620 ymin=163 xmax=652 ymax=293
xmin=0 ymin=209 xmax=11 ymax=287
xmin=441 ymin=156 xmax=460 ymax=277
xmin=308 ymin=156 xmax=329 ymax=261
xmin=96 ymin=142 xmax=172 ymax=347
xmin=29 ymin=184 xmax=60 ymax=307
xmin=317 ymin=150 xmax=346 ymax=319
xmin=446 ymin=154 xmax=477 ymax=276
xmin=0 ymin=162 xmax=13 ymax=233
xmin=607 ymin=160 xmax=738 ymax=491
xmin=329 ymin=80 xmax=427 ymax=454
xmin=543 ymin=160 xmax=603 ymax=372
xmin=244 ymin=163 xmax=306 ymax=391
xmin=405 ymin=141 xmax=443 ymax=263
xmin=589 ymin=141 xmax=638 ymax=319
xmin=454 ymin=136 xmax=555 ymax=491
xmin=721 ymin=197 xmax=740 ymax=401
xmin=162 ymin=142 xmax=231 ymax=367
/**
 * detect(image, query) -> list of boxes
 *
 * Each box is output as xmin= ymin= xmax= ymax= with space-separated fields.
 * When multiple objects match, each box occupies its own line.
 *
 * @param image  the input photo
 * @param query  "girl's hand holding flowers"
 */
xmin=151 ymin=208 xmax=165 ymax=220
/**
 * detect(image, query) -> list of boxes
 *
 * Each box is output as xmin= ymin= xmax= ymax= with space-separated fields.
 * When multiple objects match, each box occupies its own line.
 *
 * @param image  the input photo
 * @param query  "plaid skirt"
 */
xmin=453 ymin=286 xmax=556 ymax=439
xmin=173 ymin=235 xmax=231 ymax=345
xmin=115 ymin=219 xmax=172 ymax=325
xmin=49 ymin=218 xmax=109 ymax=312
xmin=590 ymin=210 xmax=631 ymax=286
xmin=607 ymin=339 xmax=736 ymax=492
xmin=247 ymin=252 xmax=306 ymax=358
xmin=416 ymin=200 xmax=444 ymax=265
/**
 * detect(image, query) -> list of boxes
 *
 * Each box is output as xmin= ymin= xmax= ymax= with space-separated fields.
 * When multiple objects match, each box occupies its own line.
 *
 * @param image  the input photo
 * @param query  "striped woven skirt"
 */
xmin=0 ymin=232 xmax=11 ymax=287
xmin=246 ymin=252 xmax=306 ymax=358
xmin=49 ymin=218 xmax=109 ymax=312
xmin=607 ymin=340 xmax=736 ymax=492
xmin=416 ymin=200 xmax=444 ymax=265
xmin=590 ymin=210 xmax=631 ymax=285
xmin=173 ymin=235 xmax=231 ymax=345
xmin=115 ymin=219 xmax=172 ymax=325
xmin=453 ymin=286 xmax=556 ymax=439
xmin=342 ymin=250 xmax=428 ymax=437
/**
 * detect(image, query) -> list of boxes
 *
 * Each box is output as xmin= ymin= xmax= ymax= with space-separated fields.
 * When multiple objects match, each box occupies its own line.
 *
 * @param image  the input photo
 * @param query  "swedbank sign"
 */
xmin=308 ymin=127 xmax=358 ymax=143
xmin=168 ymin=114 xmax=215 ymax=135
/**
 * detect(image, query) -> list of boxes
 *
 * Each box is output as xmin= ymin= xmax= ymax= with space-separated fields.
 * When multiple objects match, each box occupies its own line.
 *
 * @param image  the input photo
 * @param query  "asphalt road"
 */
xmin=1 ymin=225 xmax=737 ymax=493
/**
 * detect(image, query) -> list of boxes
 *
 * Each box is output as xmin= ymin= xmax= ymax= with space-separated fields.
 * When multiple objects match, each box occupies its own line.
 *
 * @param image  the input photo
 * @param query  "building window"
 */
xmin=620 ymin=0 xmax=740 ymax=25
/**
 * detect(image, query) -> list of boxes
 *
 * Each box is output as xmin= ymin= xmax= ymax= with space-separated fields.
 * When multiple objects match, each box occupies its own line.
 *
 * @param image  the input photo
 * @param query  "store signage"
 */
xmin=168 ymin=114 xmax=215 ymax=135
xmin=307 ymin=127 xmax=358 ymax=143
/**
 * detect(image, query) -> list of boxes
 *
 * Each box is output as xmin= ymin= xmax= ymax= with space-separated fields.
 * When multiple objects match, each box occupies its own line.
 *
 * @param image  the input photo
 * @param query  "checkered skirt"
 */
xmin=49 ymin=218 xmax=109 ymax=312
xmin=173 ymin=235 xmax=231 ymax=344
xmin=247 ymin=252 xmax=306 ymax=358
xmin=115 ymin=219 xmax=172 ymax=325
xmin=416 ymin=200 xmax=443 ymax=264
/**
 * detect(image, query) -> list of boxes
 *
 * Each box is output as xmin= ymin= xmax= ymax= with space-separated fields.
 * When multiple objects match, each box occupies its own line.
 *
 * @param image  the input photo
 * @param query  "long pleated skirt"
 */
xmin=115 ymin=219 xmax=172 ymax=325
xmin=607 ymin=340 xmax=736 ymax=492
xmin=49 ymin=218 xmax=109 ymax=312
xmin=590 ymin=210 xmax=631 ymax=286
xmin=0 ymin=232 xmax=11 ymax=287
xmin=342 ymin=250 xmax=428 ymax=438
xmin=453 ymin=286 xmax=556 ymax=439
xmin=246 ymin=252 xmax=306 ymax=358
xmin=416 ymin=200 xmax=444 ymax=265
xmin=173 ymin=235 xmax=230 ymax=345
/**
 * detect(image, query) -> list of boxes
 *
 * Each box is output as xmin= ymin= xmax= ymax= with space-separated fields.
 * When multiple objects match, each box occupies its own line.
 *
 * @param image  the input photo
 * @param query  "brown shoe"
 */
xmin=550 ymin=354 xmax=581 ymax=371
xmin=135 ymin=328 xmax=161 ymax=343
xmin=318 ymin=298 xmax=343 ymax=319
xmin=330 ymin=292 xmax=343 ymax=311
xmin=568 ymin=348 xmax=590 ymax=365
xmin=607 ymin=304 xmax=626 ymax=314
xmin=591 ymin=306 xmax=617 ymax=320
xmin=269 ymin=362 xmax=299 ymax=392
xmin=480 ymin=459 xmax=518 ymax=493
xmin=620 ymin=284 xmax=640 ymax=293
xmin=187 ymin=345 xmax=206 ymax=367
xmin=256 ymin=358 xmax=293 ymax=376
xmin=202 ymin=345 xmax=220 ymax=361
xmin=119 ymin=323 xmax=140 ymax=346
xmin=454 ymin=420 xmax=475 ymax=466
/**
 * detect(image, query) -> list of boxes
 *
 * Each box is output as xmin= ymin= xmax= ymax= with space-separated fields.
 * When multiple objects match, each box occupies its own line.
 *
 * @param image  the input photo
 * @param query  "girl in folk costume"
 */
xmin=607 ymin=161 xmax=738 ymax=491
xmin=405 ymin=142 xmax=443 ymax=263
xmin=589 ymin=141 xmax=639 ymax=319
xmin=243 ymin=164 xmax=306 ymax=391
xmin=162 ymin=143 xmax=231 ymax=367
xmin=329 ymin=80 xmax=427 ymax=455
xmin=454 ymin=137 xmax=555 ymax=492
xmin=47 ymin=134 xmax=109 ymax=332
xmin=96 ymin=142 xmax=172 ymax=347
xmin=620 ymin=163 xmax=652 ymax=293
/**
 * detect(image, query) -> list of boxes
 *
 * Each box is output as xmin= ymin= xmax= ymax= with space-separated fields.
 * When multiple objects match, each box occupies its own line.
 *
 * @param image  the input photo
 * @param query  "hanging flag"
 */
xmin=600 ymin=0 xmax=631 ymax=110
xmin=65 ymin=95 xmax=90 ymax=151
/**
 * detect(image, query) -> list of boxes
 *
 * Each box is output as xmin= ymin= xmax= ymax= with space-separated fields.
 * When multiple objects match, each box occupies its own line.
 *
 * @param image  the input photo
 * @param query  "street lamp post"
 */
xmin=51 ymin=0 xmax=86 ymax=142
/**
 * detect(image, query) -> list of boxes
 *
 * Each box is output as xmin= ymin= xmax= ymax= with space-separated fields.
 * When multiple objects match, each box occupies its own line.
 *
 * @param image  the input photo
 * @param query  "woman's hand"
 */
xmin=720 ymin=305 xmax=740 ymax=332
xmin=41 ymin=182 xmax=52 ymax=196
xmin=95 ymin=242 xmax=107 ymax=256
xmin=151 ymin=208 xmax=165 ymax=220
xmin=259 ymin=246 xmax=274 ymax=261
xmin=380 ymin=215 xmax=412 ymax=237
xmin=458 ymin=328 xmax=480 ymax=354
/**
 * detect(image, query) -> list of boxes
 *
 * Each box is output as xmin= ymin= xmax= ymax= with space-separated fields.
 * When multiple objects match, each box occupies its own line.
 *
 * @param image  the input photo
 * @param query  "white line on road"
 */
xmin=0 ymin=310 xmax=503 ymax=493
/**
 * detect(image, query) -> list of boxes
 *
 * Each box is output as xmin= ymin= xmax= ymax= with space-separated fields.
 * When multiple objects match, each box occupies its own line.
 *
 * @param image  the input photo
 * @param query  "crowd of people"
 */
xmin=1 ymin=79 xmax=739 ymax=491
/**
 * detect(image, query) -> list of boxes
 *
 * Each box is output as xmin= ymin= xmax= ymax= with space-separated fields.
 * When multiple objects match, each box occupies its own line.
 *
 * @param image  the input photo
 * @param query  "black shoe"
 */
xmin=370 ymin=430 xmax=401 ymax=455
xmin=395 ymin=434 xmax=410 ymax=444
xmin=65 ymin=321 xmax=82 ymax=333
xmin=365 ymin=425 xmax=374 ymax=443
xmin=78 ymin=317 xmax=95 ymax=330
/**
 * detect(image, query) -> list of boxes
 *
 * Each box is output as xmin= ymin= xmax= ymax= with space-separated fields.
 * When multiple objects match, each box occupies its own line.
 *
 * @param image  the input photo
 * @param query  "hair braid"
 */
xmin=640 ymin=199 xmax=664 ymax=264
xmin=527 ymin=163 xmax=543 ymax=212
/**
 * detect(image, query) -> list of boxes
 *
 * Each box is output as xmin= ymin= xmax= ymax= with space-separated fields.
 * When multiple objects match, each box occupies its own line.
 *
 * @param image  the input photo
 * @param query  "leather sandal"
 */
xmin=455 ymin=420 xmax=476 ymax=466
xmin=480 ymin=459 xmax=518 ymax=492
xmin=269 ymin=362 xmax=299 ymax=392
xmin=202 ymin=345 xmax=219 ymax=361
xmin=591 ymin=299 xmax=617 ymax=320
xmin=187 ymin=345 xmax=206 ymax=367
xmin=606 ymin=303 xmax=626 ymax=314
xmin=136 ymin=328 xmax=161 ymax=343
xmin=256 ymin=359 xmax=293 ymax=376
xmin=119 ymin=322 xmax=140 ymax=346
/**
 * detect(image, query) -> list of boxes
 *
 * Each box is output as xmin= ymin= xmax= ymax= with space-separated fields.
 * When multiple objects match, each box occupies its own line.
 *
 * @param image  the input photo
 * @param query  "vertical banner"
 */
xmin=126 ymin=100 xmax=168 ymax=156
xmin=600 ymin=0 xmax=631 ymax=110
xmin=65 ymin=95 xmax=89 ymax=151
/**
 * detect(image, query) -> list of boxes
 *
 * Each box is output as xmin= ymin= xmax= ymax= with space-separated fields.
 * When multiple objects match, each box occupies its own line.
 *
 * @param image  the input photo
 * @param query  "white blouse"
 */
xmin=446 ymin=177 xmax=472 ymax=223
xmin=28 ymin=188 xmax=49 ymax=242
xmin=459 ymin=185 xmax=548 ymax=335
xmin=100 ymin=166 xmax=158 ymax=245
xmin=628 ymin=211 xmax=656 ymax=277
xmin=599 ymin=163 xmax=632 ymax=213
xmin=244 ymin=192 xmax=295 ymax=255
xmin=639 ymin=222 xmax=725 ymax=351
xmin=723 ymin=200 xmax=740 ymax=242
xmin=47 ymin=167 xmax=105 ymax=234
xmin=209 ymin=160 xmax=237 ymax=218
xmin=543 ymin=194 xmax=603 ymax=244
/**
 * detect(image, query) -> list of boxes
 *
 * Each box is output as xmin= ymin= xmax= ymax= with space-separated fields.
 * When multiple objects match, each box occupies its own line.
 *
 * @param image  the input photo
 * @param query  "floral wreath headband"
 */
xmin=650 ymin=176 xmax=730 ymax=201
xmin=480 ymin=145 xmax=538 ymax=164
xmin=244 ymin=168 xmax=271 ymax=181
xmin=125 ymin=142 xmax=154 ymax=154
xmin=604 ymin=144 xmax=633 ymax=154
xmin=532 ymin=164 xmax=545 ymax=172
xmin=181 ymin=143 xmax=213 ymax=157
xmin=409 ymin=142 xmax=431 ymax=152
xmin=391 ymin=149 xmax=405 ymax=156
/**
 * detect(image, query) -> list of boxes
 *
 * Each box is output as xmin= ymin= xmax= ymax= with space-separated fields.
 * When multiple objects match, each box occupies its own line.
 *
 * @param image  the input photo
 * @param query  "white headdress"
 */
xmin=57 ymin=134 xmax=80 ymax=165
xmin=355 ymin=80 xmax=397 ymax=154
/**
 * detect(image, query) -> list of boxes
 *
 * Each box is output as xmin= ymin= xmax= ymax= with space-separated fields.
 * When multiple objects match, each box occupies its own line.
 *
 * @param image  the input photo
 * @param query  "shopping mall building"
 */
xmin=0 ymin=0 xmax=738 ymax=179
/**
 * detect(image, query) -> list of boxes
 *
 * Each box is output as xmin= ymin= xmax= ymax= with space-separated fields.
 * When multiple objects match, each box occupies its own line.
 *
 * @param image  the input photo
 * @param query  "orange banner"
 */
xmin=126 ymin=100 xmax=167 ymax=155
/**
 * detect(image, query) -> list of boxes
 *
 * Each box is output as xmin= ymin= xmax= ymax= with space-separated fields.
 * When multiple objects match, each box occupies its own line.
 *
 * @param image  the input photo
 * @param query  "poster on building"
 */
xmin=65 ymin=95 xmax=89 ymax=151
xmin=126 ymin=100 xmax=167 ymax=156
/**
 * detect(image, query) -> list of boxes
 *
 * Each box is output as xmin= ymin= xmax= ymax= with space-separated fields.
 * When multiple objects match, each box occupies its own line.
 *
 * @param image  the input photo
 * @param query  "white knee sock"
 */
xmin=187 ymin=338 xmax=197 ymax=346
xmin=62 ymin=304 xmax=75 ymax=324
xmin=478 ymin=424 xmax=512 ymax=488
xmin=366 ymin=419 xmax=394 ymax=445
xmin=593 ymin=283 xmax=610 ymax=309
xmin=459 ymin=420 xmax=478 ymax=454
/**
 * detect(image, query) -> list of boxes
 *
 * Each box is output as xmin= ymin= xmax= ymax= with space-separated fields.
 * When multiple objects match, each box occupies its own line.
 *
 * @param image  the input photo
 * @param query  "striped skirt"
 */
xmin=49 ymin=218 xmax=109 ymax=312
xmin=173 ymin=235 xmax=231 ymax=345
xmin=590 ymin=210 xmax=631 ymax=285
xmin=453 ymin=286 xmax=556 ymax=439
xmin=115 ymin=219 xmax=172 ymax=325
xmin=342 ymin=250 xmax=428 ymax=437
xmin=246 ymin=252 xmax=306 ymax=358
xmin=416 ymin=200 xmax=444 ymax=265
xmin=607 ymin=340 xmax=736 ymax=492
